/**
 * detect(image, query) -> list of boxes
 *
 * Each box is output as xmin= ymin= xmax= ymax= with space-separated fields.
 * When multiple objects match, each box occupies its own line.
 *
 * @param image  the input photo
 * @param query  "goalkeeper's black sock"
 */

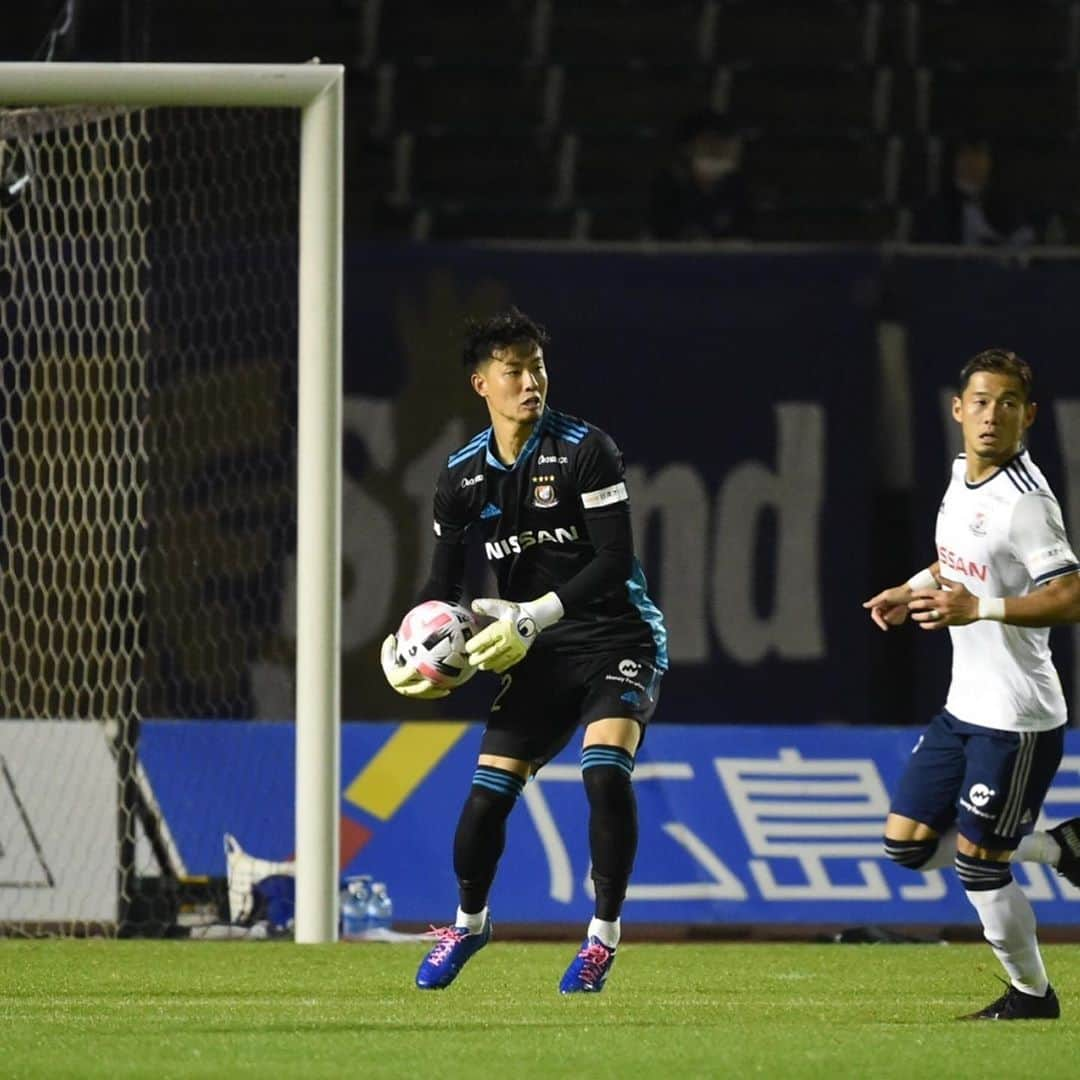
xmin=582 ymin=745 xmax=637 ymax=923
xmin=453 ymin=766 xmax=525 ymax=914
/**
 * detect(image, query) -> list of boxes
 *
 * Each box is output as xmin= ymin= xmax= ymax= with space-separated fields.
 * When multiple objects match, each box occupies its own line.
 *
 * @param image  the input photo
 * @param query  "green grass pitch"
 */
xmin=3 ymin=939 xmax=1079 ymax=1078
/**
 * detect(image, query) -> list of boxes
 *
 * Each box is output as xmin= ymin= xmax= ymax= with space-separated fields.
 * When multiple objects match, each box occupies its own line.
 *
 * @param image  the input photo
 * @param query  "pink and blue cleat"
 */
xmin=559 ymin=936 xmax=616 ymax=994
xmin=415 ymin=914 xmax=492 ymax=990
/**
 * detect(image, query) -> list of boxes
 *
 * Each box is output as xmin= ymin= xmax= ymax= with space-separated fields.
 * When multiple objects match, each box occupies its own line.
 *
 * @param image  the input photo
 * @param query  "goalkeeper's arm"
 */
xmin=416 ymin=536 xmax=467 ymax=603
xmin=466 ymin=512 xmax=634 ymax=672
xmin=552 ymin=511 xmax=634 ymax=613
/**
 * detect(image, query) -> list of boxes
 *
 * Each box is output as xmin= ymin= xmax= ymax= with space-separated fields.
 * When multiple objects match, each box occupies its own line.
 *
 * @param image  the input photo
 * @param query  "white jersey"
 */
xmin=936 ymin=449 xmax=1079 ymax=732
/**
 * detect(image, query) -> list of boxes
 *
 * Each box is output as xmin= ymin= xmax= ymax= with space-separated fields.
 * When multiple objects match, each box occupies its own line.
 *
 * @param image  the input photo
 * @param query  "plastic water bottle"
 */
xmin=365 ymin=881 xmax=393 ymax=932
xmin=340 ymin=875 xmax=372 ymax=939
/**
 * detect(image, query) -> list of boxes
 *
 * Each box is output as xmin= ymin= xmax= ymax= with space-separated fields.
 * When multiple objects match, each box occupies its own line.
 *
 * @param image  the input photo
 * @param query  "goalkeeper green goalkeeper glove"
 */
xmin=379 ymin=634 xmax=450 ymax=699
xmin=465 ymin=592 xmax=564 ymax=673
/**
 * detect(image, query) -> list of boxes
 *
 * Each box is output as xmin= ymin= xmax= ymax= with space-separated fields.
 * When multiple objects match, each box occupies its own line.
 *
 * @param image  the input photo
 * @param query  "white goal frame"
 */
xmin=0 ymin=63 xmax=343 ymax=944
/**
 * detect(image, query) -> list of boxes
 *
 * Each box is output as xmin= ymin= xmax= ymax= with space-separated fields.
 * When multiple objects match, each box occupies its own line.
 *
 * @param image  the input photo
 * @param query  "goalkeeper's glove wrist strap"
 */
xmin=523 ymin=591 xmax=564 ymax=631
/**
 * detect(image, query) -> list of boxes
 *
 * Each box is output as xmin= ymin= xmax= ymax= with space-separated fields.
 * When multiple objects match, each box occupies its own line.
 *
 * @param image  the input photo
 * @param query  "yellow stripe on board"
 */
xmin=344 ymin=722 xmax=470 ymax=821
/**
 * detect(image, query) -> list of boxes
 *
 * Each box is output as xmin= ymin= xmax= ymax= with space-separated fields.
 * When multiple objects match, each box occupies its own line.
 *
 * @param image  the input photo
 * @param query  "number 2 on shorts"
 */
xmin=490 ymin=673 xmax=513 ymax=712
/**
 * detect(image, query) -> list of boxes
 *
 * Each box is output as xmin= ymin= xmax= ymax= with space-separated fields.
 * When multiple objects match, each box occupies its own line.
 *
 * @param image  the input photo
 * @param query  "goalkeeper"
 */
xmin=381 ymin=307 xmax=667 ymax=994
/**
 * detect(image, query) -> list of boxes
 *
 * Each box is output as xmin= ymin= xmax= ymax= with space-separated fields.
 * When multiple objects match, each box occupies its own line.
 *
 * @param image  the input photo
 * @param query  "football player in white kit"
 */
xmin=864 ymin=349 xmax=1080 ymax=1020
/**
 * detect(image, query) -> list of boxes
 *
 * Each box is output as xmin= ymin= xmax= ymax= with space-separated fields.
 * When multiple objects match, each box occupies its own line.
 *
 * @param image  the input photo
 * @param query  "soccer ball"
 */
xmin=395 ymin=600 xmax=480 ymax=689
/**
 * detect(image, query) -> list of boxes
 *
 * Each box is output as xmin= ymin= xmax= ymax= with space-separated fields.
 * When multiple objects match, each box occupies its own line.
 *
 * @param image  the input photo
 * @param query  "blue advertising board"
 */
xmin=141 ymin=720 xmax=1080 ymax=925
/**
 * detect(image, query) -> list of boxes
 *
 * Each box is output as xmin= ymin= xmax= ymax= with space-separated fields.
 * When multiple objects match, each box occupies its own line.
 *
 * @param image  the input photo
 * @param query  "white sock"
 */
xmin=456 ymin=906 xmax=488 ymax=933
xmin=1011 ymin=831 xmax=1062 ymax=866
xmin=922 ymin=825 xmax=958 ymax=870
xmin=588 ymin=917 xmax=619 ymax=948
xmin=965 ymin=880 xmax=1050 ymax=997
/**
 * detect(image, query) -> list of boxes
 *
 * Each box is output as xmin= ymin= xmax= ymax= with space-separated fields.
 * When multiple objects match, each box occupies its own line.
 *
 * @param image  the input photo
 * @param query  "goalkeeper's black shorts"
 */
xmin=478 ymin=644 xmax=663 ymax=771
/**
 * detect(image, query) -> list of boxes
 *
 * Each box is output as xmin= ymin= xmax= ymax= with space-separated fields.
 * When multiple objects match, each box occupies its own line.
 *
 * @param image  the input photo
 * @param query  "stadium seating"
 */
xmin=888 ymin=67 xmax=924 ymax=133
xmin=713 ymin=1 xmax=881 ymax=66
xmin=559 ymin=64 xmax=718 ymax=135
xmin=726 ymin=66 xmax=889 ymax=135
xmin=375 ymin=0 xmax=541 ymax=65
xmin=363 ymin=4 xmax=892 ymax=241
xmin=925 ymin=67 xmax=1079 ymax=137
xmin=573 ymin=131 xmax=665 ymax=198
xmin=148 ymin=0 xmax=362 ymax=64
xmin=907 ymin=0 xmax=1077 ymax=68
xmin=896 ymin=134 xmax=941 ymax=206
xmin=75 ymin=0 xmax=1077 ymax=245
xmin=572 ymin=131 xmax=664 ymax=240
xmin=547 ymin=1 xmax=713 ymax=64
xmin=742 ymin=134 xmax=899 ymax=210
xmin=404 ymin=132 xmax=565 ymax=204
xmin=389 ymin=62 xmax=554 ymax=135
xmin=990 ymin=135 xmax=1080 ymax=219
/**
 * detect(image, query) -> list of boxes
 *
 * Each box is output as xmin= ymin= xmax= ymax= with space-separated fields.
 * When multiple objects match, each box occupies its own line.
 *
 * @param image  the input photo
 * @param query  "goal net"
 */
xmin=0 ymin=100 xmax=303 ymax=936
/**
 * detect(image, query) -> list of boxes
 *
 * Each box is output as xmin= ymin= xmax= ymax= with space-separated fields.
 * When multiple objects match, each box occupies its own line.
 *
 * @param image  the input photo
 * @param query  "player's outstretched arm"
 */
xmin=911 ymin=571 xmax=1080 ymax=630
xmin=863 ymin=563 xmax=941 ymax=631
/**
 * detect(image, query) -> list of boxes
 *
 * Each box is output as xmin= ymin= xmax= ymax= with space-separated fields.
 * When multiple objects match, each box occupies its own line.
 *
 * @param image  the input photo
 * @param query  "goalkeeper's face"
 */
xmin=472 ymin=344 xmax=548 ymax=426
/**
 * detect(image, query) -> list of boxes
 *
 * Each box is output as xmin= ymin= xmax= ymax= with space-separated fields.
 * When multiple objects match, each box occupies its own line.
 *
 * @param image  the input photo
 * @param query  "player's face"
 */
xmin=471 ymin=345 xmax=548 ymax=426
xmin=952 ymin=370 xmax=1036 ymax=464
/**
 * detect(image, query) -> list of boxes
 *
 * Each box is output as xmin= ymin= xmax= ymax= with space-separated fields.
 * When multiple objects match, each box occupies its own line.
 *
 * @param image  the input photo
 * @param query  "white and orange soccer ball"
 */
xmin=395 ymin=600 xmax=480 ymax=690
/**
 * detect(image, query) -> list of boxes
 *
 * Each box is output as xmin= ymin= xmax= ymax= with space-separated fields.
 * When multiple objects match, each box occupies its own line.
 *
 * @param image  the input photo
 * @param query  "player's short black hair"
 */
xmin=462 ymin=307 xmax=550 ymax=370
xmin=959 ymin=349 xmax=1034 ymax=400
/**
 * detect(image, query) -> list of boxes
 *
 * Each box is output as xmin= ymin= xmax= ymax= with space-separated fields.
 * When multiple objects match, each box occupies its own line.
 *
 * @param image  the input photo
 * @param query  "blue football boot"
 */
xmin=559 ymin=936 xmax=616 ymax=994
xmin=415 ymin=914 xmax=492 ymax=990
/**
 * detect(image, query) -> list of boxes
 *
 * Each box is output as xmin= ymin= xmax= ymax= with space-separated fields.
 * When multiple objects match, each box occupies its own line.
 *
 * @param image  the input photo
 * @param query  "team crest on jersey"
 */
xmin=533 ymin=484 xmax=558 ymax=508
xmin=969 ymin=511 xmax=987 ymax=537
xmin=531 ymin=474 xmax=558 ymax=508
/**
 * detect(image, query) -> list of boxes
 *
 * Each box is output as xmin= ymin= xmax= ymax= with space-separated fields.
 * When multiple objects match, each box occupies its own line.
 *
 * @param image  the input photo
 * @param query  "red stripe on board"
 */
xmin=285 ymin=816 xmax=372 ymax=869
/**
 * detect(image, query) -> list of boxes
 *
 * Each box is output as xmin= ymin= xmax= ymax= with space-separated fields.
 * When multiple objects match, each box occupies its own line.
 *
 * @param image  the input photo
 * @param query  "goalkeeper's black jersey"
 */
xmin=429 ymin=408 xmax=667 ymax=668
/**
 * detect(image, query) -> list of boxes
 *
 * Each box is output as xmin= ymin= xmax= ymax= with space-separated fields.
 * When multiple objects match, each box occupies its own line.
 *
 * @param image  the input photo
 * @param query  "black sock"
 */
xmin=581 ymin=745 xmax=637 ymax=923
xmin=452 ymin=766 xmax=525 ymax=914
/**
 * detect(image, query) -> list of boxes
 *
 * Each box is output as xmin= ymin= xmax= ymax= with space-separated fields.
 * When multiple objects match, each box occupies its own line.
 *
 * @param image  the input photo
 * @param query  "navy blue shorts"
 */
xmin=890 ymin=710 xmax=1065 ymax=850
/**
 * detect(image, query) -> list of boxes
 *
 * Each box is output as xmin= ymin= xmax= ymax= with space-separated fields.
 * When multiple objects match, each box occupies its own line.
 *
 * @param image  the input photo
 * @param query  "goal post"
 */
xmin=0 ymin=63 xmax=343 ymax=944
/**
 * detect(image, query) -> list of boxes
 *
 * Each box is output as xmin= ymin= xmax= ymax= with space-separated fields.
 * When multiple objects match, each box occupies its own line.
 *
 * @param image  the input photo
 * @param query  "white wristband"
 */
xmin=906 ymin=568 xmax=938 ymax=592
xmin=977 ymin=597 xmax=1006 ymax=622
xmin=523 ymin=591 xmax=565 ymax=631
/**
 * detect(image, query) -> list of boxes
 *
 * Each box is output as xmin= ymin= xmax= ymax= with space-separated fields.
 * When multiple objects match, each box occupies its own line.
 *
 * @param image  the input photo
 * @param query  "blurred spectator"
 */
xmin=648 ymin=111 xmax=754 ymax=241
xmin=913 ymin=136 xmax=1035 ymax=247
